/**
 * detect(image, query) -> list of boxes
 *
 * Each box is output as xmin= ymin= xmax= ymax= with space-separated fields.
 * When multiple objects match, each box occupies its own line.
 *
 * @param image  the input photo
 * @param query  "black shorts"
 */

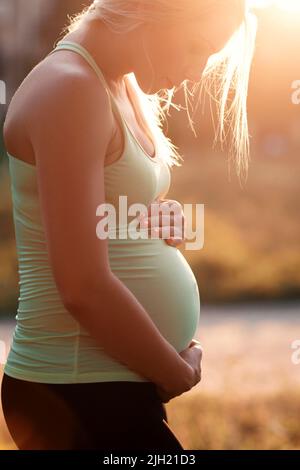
xmin=1 ymin=373 xmax=184 ymax=450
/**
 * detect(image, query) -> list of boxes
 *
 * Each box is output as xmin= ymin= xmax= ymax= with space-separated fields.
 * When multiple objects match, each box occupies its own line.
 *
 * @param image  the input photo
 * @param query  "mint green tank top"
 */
xmin=4 ymin=40 xmax=200 ymax=384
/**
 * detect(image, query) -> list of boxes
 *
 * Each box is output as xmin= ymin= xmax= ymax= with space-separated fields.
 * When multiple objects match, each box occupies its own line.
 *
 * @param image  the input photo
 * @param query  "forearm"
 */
xmin=65 ymin=273 xmax=194 ymax=392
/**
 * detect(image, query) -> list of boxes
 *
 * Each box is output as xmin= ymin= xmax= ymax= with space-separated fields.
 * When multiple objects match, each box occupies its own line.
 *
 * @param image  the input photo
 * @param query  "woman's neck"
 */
xmin=62 ymin=18 xmax=136 ymax=96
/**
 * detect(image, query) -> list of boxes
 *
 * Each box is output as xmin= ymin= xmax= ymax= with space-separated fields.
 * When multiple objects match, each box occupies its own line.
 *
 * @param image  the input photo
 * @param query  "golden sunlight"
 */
xmin=250 ymin=0 xmax=300 ymax=11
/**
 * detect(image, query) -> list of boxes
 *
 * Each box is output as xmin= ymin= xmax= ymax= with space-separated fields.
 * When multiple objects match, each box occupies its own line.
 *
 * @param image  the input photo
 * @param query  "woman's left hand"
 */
xmin=137 ymin=198 xmax=186 ymax=248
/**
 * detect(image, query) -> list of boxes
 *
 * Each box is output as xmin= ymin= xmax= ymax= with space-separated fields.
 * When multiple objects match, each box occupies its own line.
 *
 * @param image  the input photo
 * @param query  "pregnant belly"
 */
xmin=108 ymin=235 xmax=200 ymax=353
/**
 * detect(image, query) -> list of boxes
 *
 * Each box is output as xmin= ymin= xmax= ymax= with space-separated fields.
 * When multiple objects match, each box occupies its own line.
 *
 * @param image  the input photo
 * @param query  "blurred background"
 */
xmin=0 ymin=0 xmax=299 ymax=450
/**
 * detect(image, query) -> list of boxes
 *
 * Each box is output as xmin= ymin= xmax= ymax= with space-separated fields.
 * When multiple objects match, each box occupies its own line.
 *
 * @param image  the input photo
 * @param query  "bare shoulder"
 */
xmin=30 ymin=55 xmax=114 ymax=137
xmin=4 ymin=53 xmax=114 ymax=161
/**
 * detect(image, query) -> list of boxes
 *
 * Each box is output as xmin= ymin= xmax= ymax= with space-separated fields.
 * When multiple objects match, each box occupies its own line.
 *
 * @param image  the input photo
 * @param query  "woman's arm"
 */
xmin=27 ymin=65 xmax=195 ymax=395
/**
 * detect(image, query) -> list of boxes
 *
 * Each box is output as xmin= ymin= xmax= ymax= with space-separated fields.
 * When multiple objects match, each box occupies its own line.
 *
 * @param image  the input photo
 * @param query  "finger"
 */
xmin=145 ymin=200 xmax=184 ymax=222
xmin=140 ymin=213 xmax=184 ymax=230
xmin=190 ymin=339 xmax=202 ymax=347
xmin=156 ymin=198 xmax=182 ymax=207
xmin=139 ymin=215 xmax=185 ymax=241
xmin=148 ymin=225 xmax=184 ymax=240
xmin=189 ymin=339 xmax=201 ymax=348
xmin=164 ymin=238 xmax=183 ymax=248
xmin=164 ymin=237 xmax=183 ymax=249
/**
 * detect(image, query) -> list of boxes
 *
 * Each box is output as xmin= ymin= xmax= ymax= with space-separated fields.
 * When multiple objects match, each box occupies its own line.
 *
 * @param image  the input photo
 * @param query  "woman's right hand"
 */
xmin=155 ymin=339 xmax=203 ymax=403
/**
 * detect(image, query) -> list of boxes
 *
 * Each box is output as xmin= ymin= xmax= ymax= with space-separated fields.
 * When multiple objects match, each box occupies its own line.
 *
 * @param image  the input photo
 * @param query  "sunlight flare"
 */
xmin=250 ymin=0 xmax=300 ymax=11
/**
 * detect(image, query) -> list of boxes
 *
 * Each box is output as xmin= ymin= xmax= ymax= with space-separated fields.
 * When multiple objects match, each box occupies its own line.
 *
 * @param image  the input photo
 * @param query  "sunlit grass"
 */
xmin=1 ymin=314 xmax=299 ymax=450
xmin=166 ymin=315 xmax=300 ymax=449
xmin=167 ymin=390 xmax=300 ymax=450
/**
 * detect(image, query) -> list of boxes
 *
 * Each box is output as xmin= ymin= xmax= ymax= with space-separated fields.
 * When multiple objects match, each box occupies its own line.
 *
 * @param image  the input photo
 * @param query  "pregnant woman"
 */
xmin=1 ymin=0 xmax=256 ymax=450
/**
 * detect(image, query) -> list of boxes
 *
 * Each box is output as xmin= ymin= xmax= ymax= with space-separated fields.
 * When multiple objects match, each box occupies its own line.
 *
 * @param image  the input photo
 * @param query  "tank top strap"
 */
xmin=48 ymin=40 xmax=126 ymax=129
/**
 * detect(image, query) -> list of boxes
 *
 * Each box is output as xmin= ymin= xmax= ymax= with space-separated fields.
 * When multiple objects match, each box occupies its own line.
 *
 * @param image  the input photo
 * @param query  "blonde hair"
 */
xmin=61 ymin=0 xmax=257 ymax=184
